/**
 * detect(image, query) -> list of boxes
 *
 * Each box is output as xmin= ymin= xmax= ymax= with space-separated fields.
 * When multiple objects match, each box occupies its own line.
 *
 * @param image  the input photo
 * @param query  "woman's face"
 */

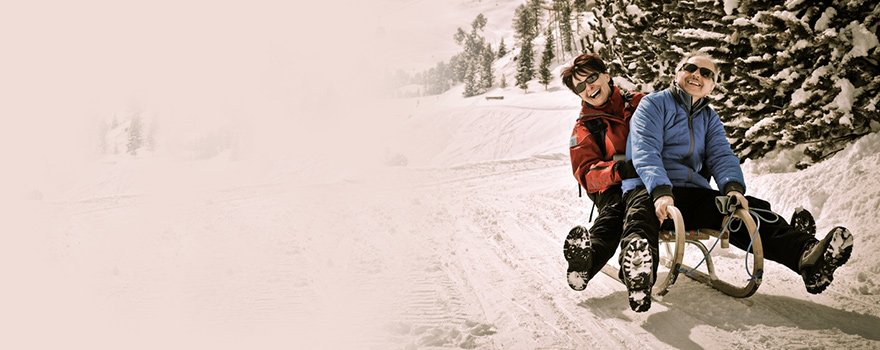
xmin=575 ymin=70 xmax=611 ymax=106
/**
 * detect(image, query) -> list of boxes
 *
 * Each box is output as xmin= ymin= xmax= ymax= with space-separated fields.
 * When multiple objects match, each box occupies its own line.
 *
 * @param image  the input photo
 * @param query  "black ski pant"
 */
xmin=584 ymin=186 xmax=625 ymax=278
xmin=620 ymin=186 xmax=818 ymax=277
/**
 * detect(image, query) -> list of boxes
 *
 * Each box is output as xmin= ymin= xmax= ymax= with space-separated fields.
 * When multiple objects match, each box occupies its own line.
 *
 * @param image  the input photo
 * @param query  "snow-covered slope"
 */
xmin=16 ymin=79 xmax=880 ymax=349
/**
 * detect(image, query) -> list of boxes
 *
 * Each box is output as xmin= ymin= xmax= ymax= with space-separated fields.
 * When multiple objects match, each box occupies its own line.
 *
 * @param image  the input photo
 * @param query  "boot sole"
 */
xmin=621 ymin=239 xmax=653 ymax=312
xmin=564 ymin=226 xmax=592 ymax=291
xmin=791 ymin=207 xmax=816 ymax=236
xmin=804 ymin=227 xmax=853 ymax=294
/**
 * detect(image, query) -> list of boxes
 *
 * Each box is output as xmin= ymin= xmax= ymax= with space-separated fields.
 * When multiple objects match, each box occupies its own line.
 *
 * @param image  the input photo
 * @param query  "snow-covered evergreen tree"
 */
xmin=575 ymin=0 xmax=879 ymax=166
xmin=555 ymin=0 xmax=574 ymax=54
xmin=513 ymin=4 xmax=539 ymax=42
xmin=456 ymin=14 xmax=492 ymax=97
xmin=516 ymin=40 xmax=535 ymax=91
xmin=514 ymin=4 xmax=539 ymax=91
xmin=725 ymin=2 xmax=880 ymax=167
xmin=127 ymin=114 xmax=143 ymax=155
xmin=539 ymin=25 xmax=555 ymax=89
xmin=498 ymin=38 xmax=508 ymax=58
xmin=481 ymin=42 xmax=495 ymax=90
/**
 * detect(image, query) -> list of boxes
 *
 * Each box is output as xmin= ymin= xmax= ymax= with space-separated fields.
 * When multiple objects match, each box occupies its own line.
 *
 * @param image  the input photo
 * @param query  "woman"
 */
xmin=562 ymin=53 xmax=643 ymax=291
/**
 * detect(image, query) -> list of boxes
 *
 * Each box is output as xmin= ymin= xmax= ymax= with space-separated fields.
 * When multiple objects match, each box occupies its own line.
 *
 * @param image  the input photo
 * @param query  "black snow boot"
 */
xmin=800 ymin=227 xmax=854 ymax=294
xmin=791 ymin=207 xmax=816 ymax=236
xmin=620 ymin=238 xmax=654 ymax=312
xmin=564 ymin=226 xmax=593 ymax=291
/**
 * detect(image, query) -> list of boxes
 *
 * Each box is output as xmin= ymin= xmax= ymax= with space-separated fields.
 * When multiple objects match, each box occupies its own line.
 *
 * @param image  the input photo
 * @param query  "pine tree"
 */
xmin=513 ymin=4 xmax=539 ymax=92
xmin=449 ymin=53 xmax=467 ymax=83
xmin=456 ymin=13 xmax=492 ymax=97
xmin=501 ymin=74 xmax=508 ymax=88
xmin=498 ymin=38 xmax=508 ymax=58
xmin=539 ymin=25 xmax=555 ymax=89
xmin=728 ymin=2 xmax=880 ymax=166
xmin=513 ymin=4 xmax=538 ymax=42
xmin=516 ymin=40 xmax=535 ymax=91
xmin=528 ymin=0 xmax=545 ymax=39
xmin=555 ymin=0 xmax=573 ymax=54
xmin=463 ymin=62 xmax=480 ymax=97
xmin=127 ymin=115 xmax=143 ymax=156
xmin=481 ymin=42 xmax=495 ymax=90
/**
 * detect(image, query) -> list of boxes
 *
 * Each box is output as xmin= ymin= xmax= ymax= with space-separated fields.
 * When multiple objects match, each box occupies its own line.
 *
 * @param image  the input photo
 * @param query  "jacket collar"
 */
xmin=580 ymin=84 xmax=625 ymax=119
xmin=670 ymin=83 xmax=711 ymax=115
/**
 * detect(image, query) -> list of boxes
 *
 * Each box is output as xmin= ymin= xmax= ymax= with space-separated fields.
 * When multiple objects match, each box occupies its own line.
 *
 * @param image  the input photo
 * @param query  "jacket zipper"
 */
xmin=685 ymin=103 xmax=696 ymax=182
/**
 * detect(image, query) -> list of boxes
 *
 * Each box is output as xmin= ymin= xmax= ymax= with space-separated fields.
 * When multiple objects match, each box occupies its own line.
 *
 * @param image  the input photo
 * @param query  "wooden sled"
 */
xmin=600 ymin=205 xmax=763 ymax=298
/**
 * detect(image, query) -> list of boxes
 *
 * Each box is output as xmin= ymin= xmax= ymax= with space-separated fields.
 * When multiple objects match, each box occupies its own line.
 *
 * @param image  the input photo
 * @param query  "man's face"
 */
xmin=574 ymin=70 xmax=611 ymax=106
xmin=676 ymin=56 xmax=716 ymax=100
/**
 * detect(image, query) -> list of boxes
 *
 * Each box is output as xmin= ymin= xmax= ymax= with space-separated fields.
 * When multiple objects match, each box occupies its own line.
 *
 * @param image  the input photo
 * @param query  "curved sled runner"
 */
xmin=600 ymin=205 xmax=763 ymax=298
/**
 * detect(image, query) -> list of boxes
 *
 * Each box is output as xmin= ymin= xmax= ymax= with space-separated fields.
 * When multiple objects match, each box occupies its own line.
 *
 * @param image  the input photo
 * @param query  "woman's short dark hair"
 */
xmin=560 ymin=53 xmax=607 ymax=94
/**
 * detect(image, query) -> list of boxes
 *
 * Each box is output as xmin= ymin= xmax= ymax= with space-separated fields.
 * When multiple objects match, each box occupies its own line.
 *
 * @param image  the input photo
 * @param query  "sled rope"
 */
xmin=679 ymin=208 xmax=779 ymax=281
xmin=678 ymin=231 xmax=723 ymax=278
xmin=729 ymin=208 xmax=778 ymax=281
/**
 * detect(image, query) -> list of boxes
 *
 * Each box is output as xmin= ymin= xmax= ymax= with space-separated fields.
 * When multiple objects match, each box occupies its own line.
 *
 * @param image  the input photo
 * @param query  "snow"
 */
xmin=815 ymin=7 xmax=837 ymax=32
xmin=625 ymin=4 xmax=645 ymax=21
xmin=784 ymin=0 xmax=806 ymax=9
xmin=791 ymin=64 xmax=833 ymax=107
xmin=832 ymin=78 xmax=856 ymax=126
xmin=16 ymin=79 xmax=880 ymax=349
xmin=732 ymin=18 xmax=750 ymax=26
xmin=791 ymin=39 xmax=810 ymax=51
xmin=675 ymin=29 xmax=727 ymax=40
xmin=844 ymin=21 xmax=880 ymax=62
xmin=606 ymin=22 xmax=618 ymax=40
xmin=769 ymin=67 xmax=799 ymax=85
xmin=744 ymin=116 xmax=778 ymax=139
xmin=744 ymin=54 xmax=772 ymax=63
xmin=724 ymin=0 xmax=739 ymax=16
xmin=771 ymin=10 xmax=800 ymax=23
xmin=6 ymin=1 xmax=880 ymax=349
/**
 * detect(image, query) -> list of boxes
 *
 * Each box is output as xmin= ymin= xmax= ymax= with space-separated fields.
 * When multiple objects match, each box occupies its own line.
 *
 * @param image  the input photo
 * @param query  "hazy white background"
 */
xmin=0 ymin=0 xmax=423 ymax=187
xmin=0 ymin=1 xmax=432 ymax=348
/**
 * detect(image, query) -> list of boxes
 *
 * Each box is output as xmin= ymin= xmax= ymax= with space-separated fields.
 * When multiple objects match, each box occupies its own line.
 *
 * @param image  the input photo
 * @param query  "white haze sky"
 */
xmin=0 ymin=0 xmax=435 ymax=192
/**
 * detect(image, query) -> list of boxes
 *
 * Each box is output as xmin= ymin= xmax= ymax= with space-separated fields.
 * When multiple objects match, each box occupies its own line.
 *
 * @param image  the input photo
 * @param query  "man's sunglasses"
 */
xmin=574 ymin=72 xmax=600 ymax=94
xmin=681 ymin=63 xmax=715 ymax=81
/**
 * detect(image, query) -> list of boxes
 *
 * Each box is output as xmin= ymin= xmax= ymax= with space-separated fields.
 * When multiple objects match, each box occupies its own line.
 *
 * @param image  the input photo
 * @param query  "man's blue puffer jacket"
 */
xmin=622 ymin=85 xmax=746 ymax=199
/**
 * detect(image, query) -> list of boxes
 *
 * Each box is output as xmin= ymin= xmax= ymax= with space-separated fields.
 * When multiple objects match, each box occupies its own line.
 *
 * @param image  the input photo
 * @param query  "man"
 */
xmin=619 ymin=52 xmax=854 ymax=312
xmin=562 ymin=53 xmax=643 ymax=291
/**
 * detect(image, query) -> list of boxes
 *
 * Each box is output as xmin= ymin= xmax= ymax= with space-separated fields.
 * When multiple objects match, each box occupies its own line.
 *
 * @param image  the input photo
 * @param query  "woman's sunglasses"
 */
xmin=681 ymin=63 xmax=715 ymax=81
xmin=574 ymin=72 xmax=600 ymax=94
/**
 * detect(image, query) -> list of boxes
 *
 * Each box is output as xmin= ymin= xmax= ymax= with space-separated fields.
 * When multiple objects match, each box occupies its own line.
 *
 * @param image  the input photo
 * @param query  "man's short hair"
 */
xmin=560 ymin=53 xmax=607 ymax=94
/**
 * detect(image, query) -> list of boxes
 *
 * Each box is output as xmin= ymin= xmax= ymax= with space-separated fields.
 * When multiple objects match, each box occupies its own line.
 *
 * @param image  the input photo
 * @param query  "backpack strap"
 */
xmin=581 ymin=118 xmax=608 ymax=158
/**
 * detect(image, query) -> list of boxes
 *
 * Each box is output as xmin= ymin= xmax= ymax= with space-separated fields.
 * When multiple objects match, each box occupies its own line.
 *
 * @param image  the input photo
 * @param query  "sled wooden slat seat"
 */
xmin=658 ymin=229 xmax=728 ymax=245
